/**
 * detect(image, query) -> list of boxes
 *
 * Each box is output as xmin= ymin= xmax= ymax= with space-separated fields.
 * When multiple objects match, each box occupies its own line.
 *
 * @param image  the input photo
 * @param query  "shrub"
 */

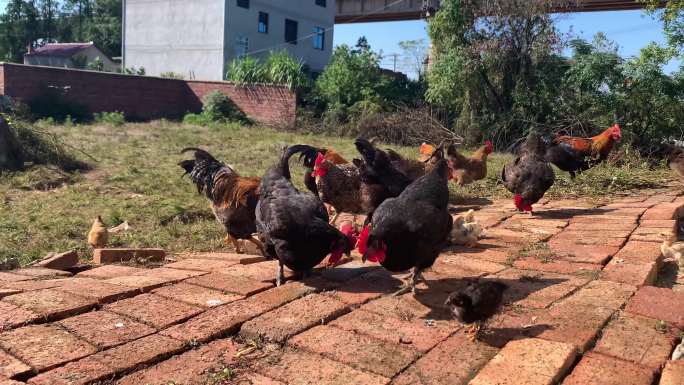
xmin=265 ymin=50 xmax=309 ymax=91
xmin=182 ymin=112 xmax=212 ymax=126
xmin=28 ymin=85 xmax=89 ymax=122
xmin=202 ymin=91 xmax=247 ymax=123
xmin=93 ymin=111 xmax=126 ymax=127
xmin=160 ymin=72 xmax=184 ymax=79
xmin=226 ymin=56 xmax=267 ymax=85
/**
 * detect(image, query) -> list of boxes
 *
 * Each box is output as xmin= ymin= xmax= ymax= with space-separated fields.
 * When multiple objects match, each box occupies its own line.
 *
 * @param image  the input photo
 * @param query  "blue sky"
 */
xmin=334 ymin=9 xmax=681 ymax=75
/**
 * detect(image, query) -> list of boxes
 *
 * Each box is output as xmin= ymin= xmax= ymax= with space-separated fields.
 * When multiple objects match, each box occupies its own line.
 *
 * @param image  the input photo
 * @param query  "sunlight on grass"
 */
xmin=0 ymin=120 xmax=675 ymax=264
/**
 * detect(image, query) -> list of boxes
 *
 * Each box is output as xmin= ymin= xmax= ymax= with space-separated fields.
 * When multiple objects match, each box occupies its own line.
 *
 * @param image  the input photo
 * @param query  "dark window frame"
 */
xmin=258 ymin=11 xmax=269 ymax=33
xmin=313 ymin=26 xmax=325 ymax=50
xmin=285 ymin=19 xmax=298 ymax=45
xmin=315 ymin=0 xmax=326 ymax=7
xmin=237 ymin=0 xmax=249 ymax=9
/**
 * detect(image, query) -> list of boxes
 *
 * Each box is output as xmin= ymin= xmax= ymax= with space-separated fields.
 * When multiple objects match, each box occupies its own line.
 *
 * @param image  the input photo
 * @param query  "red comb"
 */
xmin=314 ymin=152 xmax=325 ymax=167
xmin=357 ymin=225 xmax=371 ymax=255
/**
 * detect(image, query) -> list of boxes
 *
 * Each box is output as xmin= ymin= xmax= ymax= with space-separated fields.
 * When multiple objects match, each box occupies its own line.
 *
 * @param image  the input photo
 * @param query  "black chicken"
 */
xmin=501 ymin=132 xmax=555 ymax=213
xmin=445 ymin=279 xmax=508 ymax=340
xmin=357 ymin=159 xmax=453 ymax=295
xmin=256 ymin=145 xmax=354 ymax=286
xmin=353 ymin=138 xmax=413 ymax=225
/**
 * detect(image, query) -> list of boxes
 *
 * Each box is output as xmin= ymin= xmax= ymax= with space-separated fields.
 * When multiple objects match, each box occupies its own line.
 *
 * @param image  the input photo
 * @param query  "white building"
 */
xmin=123 ymin=0 xmax=335 ymax=80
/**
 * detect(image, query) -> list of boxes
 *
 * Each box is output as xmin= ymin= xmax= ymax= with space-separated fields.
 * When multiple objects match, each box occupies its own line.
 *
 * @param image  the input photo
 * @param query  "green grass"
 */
xmin=0 ymin=120 xmax=675 ymax=265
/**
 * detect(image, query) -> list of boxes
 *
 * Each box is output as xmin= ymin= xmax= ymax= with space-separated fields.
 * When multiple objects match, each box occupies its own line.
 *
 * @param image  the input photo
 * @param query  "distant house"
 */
xmin=123 ymin=0 xmax=335 ymax=81
xmin=24 ymin=42 xmax=119 ymax=72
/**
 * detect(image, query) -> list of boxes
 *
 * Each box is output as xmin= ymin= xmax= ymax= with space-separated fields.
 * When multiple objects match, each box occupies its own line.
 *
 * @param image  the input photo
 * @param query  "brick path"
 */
xmin=1 ymin=191 xmax=684 ymax=385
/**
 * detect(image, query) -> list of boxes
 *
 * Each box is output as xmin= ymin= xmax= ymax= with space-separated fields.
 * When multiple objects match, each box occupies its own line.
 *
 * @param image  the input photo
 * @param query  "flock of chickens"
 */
xmin=177 ymin=123 xmax=624 ymax=331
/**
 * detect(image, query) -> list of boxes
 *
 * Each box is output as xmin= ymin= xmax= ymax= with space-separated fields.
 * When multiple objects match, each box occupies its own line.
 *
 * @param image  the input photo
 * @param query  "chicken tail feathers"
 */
xmin=354 ymin=138 xmax=377 ymax=163
xmin=292 ymin=145 xmax=321 ymax=168
xmin=277 ymin=145 xmax=314 ymax=180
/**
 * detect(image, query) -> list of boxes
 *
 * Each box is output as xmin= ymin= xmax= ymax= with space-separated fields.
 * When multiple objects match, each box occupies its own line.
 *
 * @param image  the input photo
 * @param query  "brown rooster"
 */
xmin=179 ymin=148 xmax=264 ymax=255
xmin=386 ymin=145 xmax=445 ymax=181
xmin=447 ymin=141 xmax=493 ymax=186
xmin=544 ymin=124 xmax=622 ymax=178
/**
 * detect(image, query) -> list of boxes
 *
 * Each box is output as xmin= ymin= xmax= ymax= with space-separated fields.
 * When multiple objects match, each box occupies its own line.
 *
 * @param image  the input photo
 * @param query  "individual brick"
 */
xmin=0 ymin=379 xmax=25 ymax=385
xmin=33 ymin=250 xmax=79 ymax=270
xmin=535 ymin=303 xmax=615 ymax=351
xmin=490 ymin=269 xmax=588 ymax=309
xmin=102 ymin=275 xmax=171 ymax=292
xmin=329 ymin=309 xmax=452 ymax=353
xmin=55 ymin=278 xmax=138 ymax=303
xmin=319 ymin=260 xmax=378 ymax=282
xmin=559 ymin=279 xmax=636 ymax=310
xmin=547 ymin=240 xmax=619 ymax=264
xmin=437 ymin=254 xmax=507 ymax=275
xmin=151 ymin=282 xmax=241 ymax=307
xmin=0 ymin=349 xmax=31 ymax=379
xmin=593 ymin=313 xmax=679 ymax=370
xmin=11 ymin=268 xmax=71 ymax=279
xmin=76 ymin=265 xmax=146 ymax=280
xmin=26 ymin=357 xmax=111 ymax=385
xmin=660 ymin=360 xmax=684 ymax=385
xmin=562 ymin=352 xmax=654 ymax=385
xmin=1 ymin=280 xmax=64 ymax=292
xmin=92 ymin=248 xmax=165 ymax=264
xmin=469 ymin=338 xmax=576 ymax=385
xmin=0 ymin=288 xmax=22 ymax=299
xmin=613 ymin=241 xmax=664 ymax=264
xmin=625 ymin=286 xmax=684 ymax=328
xmin=0 ymin=301 xmax=40 ymax=330
xmin=600 ymin=260 xmax=658 ymax=286
xmin=253 ymin=348 xmax=389 ymax=385
xmin=513 ymin=257 xmax=601 ymax=275
xmin=392 ymin=332 xmax=499 ymax=385
xmin=362 ymin=292 xmax=453 ymax=321
xmin=185 ymin=272 xmax=273 ymax=296
xmin=3 ymin=288 xmax=96 ymax=321
xmin=564 ymin=222 xmax=637 ymax=231
xmin=240 ymin=294 xmax=348 ymax=343
xmin=289 ymin=325 xmax=420 ymax=378
xmin=550 ymin=233 xmax=626 ymax=247
xmin=104 ymin=293 xmax=203 ymax=329
xmin=57 ymin=310 xmax=155 ymax=349
xmin=163 ymin=258 xmax=239 ymax=272
xmin=217 ymin=261 xmax=295 ymax=283
xmin=160 ymin=282 xmax=315 ymax=343
xmin=134 ymin=267 xmax=206 ymax=281
xmin=114 ymin=338 xmax=245 ymax=385
xmin=0 ymin=324 xmax=97 ymax=372
xmin=323 ymin=270 xmax=401 ymax=306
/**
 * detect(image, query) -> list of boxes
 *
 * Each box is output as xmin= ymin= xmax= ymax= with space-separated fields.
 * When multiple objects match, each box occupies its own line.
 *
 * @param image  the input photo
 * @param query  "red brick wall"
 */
xmin=0 ymin=63 xmax=296 ymax=125
xmin=186 ymin=81 xmax=296 ymax=127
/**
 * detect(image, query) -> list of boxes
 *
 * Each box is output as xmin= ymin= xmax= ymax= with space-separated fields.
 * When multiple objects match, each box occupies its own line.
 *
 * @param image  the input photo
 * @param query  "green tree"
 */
xmin=0 ymin=0 xmax=40 ymax=62
xmin=398 ymin=39 xmax=428 ymax=79
xmin=645 ymin=0 xmax=684 ymax=54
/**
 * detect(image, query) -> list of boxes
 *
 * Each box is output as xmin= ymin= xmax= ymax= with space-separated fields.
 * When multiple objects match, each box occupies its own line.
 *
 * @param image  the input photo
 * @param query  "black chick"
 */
xmin=256 ymin=145 xmax=353 ymax=286
xmin=358 ymin=159 xmax=453 ymax=296
xmin=501 ymin=131 xmax=555 ymax=213
xmin=445 ymin=280 xmax=508 ymax=339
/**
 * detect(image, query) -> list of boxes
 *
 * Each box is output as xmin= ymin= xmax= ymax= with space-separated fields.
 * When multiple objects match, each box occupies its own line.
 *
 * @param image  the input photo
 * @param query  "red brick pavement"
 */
xmin=1 ymin=192 xmax=683 ymax=385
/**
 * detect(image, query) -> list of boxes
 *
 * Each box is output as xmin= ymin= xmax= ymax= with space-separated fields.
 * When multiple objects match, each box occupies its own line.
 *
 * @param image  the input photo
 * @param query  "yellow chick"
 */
xmin=661 ymin=233 xmax=684 ymax=268
xmin=87 ymin=216 xmax=108 ymax=249
xmin=450 ymin=210 xmax=482 ymax=247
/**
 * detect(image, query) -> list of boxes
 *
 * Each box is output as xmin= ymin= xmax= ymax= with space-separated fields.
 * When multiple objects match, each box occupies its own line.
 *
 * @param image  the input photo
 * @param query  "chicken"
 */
xmin=445 ymin=279 xmax=508 ymax=340
xmin=660 ymin=233 xmax=684 ymax=268
xmin=386 ymin=145 xmax=444 ymax=181
xmin=450 ymin=209 xmax=482 ymax=247
xmin=501 ymin=132 xmax=555 ymax=213
xmin=299 ymin=146 xmax=349 ymax=196
xmin=178 ymin=148 xmax=264 ymax=255
xmin=447 ymin=141 xmax=494 ymax=186
xmin=353 ymin=138 xmax=413 ymax=225
xmin=256 ymin=145 xmax=354 ymax=285
xmin=87 ymin=216 xmax=108 ymax=248
xmin=667 ymin=145 xmax=684 ymax=181
xmin=357 ymin=159 xmax=453 ymax=295
xmin=296 ymin=145 xmax=362 ymax=225
xmin=544 ymin=124 xmax=622 ymax=178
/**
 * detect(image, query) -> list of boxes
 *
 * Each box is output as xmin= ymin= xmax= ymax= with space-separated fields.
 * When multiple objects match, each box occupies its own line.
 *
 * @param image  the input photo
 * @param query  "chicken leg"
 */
xmin=393 ymin=268 xmax=423 ymax=296
xmin=225 ymin=235 xmax=242 ymax=254
xmin=464 ymin=321 xmax=484 ymax=341
xmin=248 ymin=236 xmax=266 ymax=256
xmin=275 ymin=260 xmax=284 ymax=287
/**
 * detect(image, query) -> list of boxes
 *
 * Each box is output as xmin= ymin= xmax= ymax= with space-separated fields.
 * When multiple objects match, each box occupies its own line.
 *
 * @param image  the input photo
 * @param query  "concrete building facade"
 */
xmin=123 ymin=0 xmax=335 ymax=81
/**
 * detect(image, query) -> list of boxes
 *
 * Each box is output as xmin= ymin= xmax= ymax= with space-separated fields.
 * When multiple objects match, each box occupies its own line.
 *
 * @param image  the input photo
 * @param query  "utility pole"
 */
xmin=387 ymin=53 xmax=399 ymax=72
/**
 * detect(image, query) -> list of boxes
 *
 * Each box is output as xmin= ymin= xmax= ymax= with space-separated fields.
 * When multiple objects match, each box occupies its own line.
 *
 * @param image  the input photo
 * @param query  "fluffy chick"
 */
xmin=445 ymin=280 xmax=508 ymax=340
xmin=661 ymin=233 xmax=684 ymax=268
xmin=87 ymin=216 xmax=108 ymax=248
xmin=450 ymin=210 xmax=482 ymax=247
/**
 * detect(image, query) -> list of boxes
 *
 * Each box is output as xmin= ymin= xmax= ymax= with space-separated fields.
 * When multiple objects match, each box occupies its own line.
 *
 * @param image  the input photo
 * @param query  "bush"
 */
xmin=182 ymin=113 xmax=212 ymax=126
xmin=160 ymin=72 xmax=184 ymax=79
xmin=226 ymin=56 xmax=267 ymax=86
xmin=265 ymin=50 xmax=309 ymax=91
xmin=28 ymin=85 xmax=89 ymax=122
xmin=94 ymin=111 xmax=126 ymax=127
xmin=202 ymin=91 xmax=247 ymax=123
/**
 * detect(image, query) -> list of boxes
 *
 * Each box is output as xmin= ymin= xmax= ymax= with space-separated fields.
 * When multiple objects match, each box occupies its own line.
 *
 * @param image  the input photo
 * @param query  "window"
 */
xmin=235 ymin=36 xmax=248 ymax=59
xmin=285 ymin=19 xmax=298 ymax=45
xmin=237 ymin=0 xmax=249 ymax=9
xmin=315 ymin=0 xmax=326 ymax=6
xmin=258 ymin=12 xmax=268 ymax=33
xmin=313 ymin=26 xmax=325 ymax=50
